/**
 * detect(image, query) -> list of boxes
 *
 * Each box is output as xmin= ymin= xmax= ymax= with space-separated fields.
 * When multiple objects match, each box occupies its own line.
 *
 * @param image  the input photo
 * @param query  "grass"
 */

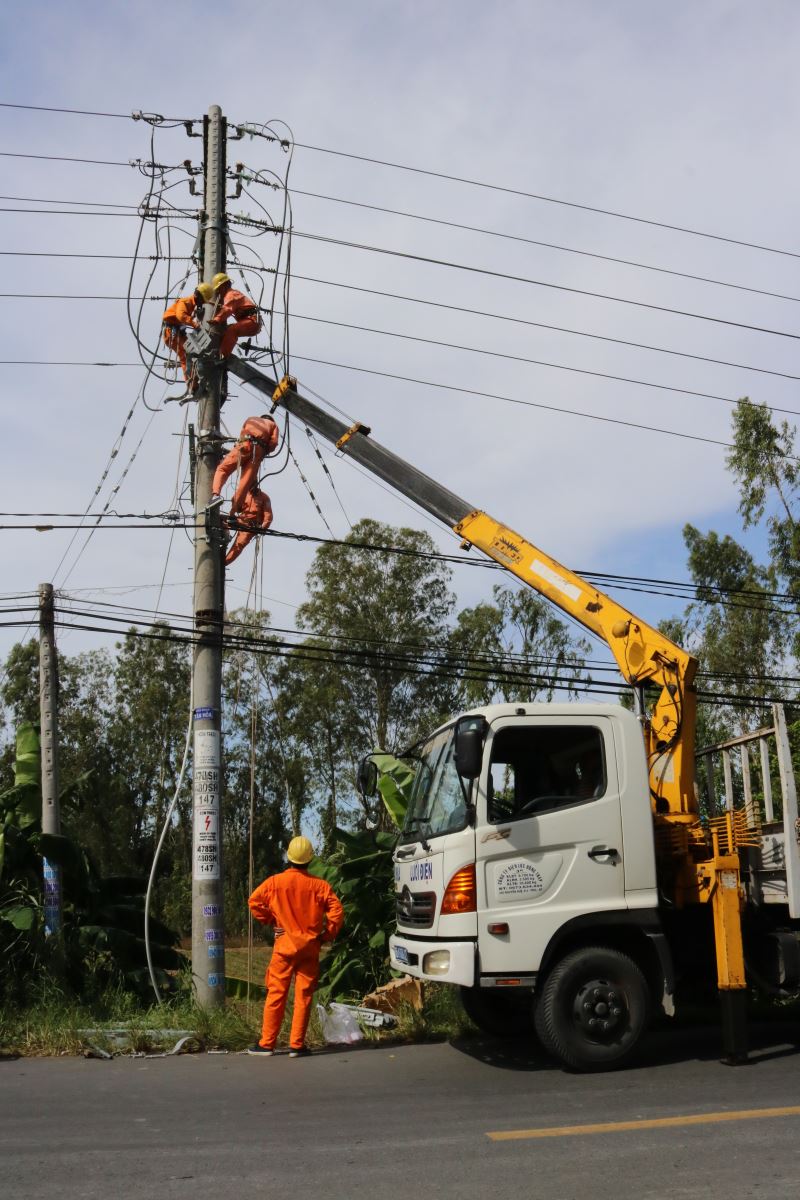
xmin=0 ymin=972 xmax=476 ymax=1058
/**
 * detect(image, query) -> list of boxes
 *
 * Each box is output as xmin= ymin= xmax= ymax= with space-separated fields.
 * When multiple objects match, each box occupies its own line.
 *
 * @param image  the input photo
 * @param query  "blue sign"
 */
xmin=193 ymin=706 xmax=215 ymax=721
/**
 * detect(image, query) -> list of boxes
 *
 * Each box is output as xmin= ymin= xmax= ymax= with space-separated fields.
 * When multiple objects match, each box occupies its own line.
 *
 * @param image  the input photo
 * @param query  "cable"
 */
xmin=275 ymin=134 xmax=800 ymax=261
xmin=145 ymin=684 xmax=193 ymax=1005
xmin=286 ymin=354 xmax=753 ymax=452
xmin=286 ymin=229 xmax=800 ymax=342
xmin=0 ymin=101 xmax=191 ymax=122
xmin=288 ymin=310 xmax=797 ymax=416
xmin=289 ymin=186 xmax=800 ymax=305
xmin=0 ymin=150 xmax=141 ymax=167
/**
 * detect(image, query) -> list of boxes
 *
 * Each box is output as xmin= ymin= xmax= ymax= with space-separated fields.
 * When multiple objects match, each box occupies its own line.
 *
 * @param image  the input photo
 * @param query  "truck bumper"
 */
xmin=389 ymin=934 xmax=476 ymax=986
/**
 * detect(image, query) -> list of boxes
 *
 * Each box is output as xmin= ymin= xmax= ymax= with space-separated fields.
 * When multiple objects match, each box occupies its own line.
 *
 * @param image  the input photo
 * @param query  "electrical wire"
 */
xmin=289 ymin=186 xmax=800 ymax=305
xmin=144 ymin=685 xmax=193 ymax=1005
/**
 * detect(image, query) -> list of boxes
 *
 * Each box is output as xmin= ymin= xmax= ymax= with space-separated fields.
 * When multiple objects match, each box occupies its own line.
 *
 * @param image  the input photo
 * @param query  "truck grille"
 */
xmin=396 ymin=888 xmax=436 ymax=929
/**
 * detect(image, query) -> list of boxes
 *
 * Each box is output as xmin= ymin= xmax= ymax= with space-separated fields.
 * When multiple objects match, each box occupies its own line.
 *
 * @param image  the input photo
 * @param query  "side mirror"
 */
xmin=454 ymin=716 xmax=487 ymax=780
xmin=356 ymin=756 xmax=378 ymax=798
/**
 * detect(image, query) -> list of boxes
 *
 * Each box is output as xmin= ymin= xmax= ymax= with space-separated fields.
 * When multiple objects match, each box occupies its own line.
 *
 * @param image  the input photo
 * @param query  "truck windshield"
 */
xmin=400 ymin=725 xmax=467 ymax=845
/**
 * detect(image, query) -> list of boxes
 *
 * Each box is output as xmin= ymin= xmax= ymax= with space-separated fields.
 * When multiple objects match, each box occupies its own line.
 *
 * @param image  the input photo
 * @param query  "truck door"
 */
xmin=475 ymin=715 xmax=626 ymax=977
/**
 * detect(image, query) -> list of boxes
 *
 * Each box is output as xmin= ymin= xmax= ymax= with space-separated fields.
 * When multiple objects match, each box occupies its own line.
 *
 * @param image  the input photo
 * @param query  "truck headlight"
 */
xmin=422 ymin=950 xmax=450 ymax=975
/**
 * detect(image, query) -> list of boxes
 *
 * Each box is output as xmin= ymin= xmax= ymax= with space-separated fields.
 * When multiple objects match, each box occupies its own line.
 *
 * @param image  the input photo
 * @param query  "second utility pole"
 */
xmin=190 ymin=104 xmax=227 ymax=1007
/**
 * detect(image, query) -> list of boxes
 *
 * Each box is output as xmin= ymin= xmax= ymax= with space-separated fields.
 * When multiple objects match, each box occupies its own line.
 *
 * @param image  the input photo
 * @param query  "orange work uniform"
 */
xmin=224 ymin=487 xmax=273 ymax=564
xmin=162 ymin=293 xmax=201 ymax=381
xmin=249 ymin=867 xmax=344 ymax=1051
xmin=211 ymin=416 xmax=279 ymax=513
xmin=210 ymin=287 xmax=261 ymax=357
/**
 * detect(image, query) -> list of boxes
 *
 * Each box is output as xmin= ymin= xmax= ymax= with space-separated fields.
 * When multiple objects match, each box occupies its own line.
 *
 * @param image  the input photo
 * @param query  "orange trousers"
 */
xmin=260 ymin=939 xmax=321 ymax=1050
xmin=219 ymin=316 xmax=261 ymax=358
xmin=163 ymin=327 xmax=188 ymax=379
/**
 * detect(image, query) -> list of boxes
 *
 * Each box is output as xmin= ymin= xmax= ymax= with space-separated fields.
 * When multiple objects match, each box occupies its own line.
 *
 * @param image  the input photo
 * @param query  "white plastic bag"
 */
xmin=316 ymin=1001 xmax=363 ymax=1044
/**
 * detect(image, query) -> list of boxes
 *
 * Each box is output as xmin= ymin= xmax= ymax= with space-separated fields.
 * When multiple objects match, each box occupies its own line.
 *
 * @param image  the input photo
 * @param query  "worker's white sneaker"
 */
xmin=288 ymin=1047 xmax=311 ymax=1058
xmin=247 ymin=1043 xmax=274 ymax=1056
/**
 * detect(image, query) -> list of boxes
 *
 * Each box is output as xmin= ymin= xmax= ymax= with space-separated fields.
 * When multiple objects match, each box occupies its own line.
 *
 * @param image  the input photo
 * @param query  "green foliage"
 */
xmin=372 ymin=751 xmax=414 ymax=828
xmin=449 ymin=584 xmax=589 ymax=707
xmin=310 ymin=827 xmax=397 ymax=1001
xmin=0 ymin=724 xmax=180 ymax=1006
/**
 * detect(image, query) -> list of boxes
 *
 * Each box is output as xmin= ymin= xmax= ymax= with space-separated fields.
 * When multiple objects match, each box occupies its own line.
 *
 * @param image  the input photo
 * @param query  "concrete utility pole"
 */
xmin=190 ymin=104 xmax=227 ymax=1006
xmin=38 ymin=582 xmax=61 ymax=935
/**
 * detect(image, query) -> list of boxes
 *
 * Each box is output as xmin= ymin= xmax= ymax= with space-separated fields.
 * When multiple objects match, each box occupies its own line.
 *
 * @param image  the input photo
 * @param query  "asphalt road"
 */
xmin=3 ymin=1023 xmax=800 ymax=1200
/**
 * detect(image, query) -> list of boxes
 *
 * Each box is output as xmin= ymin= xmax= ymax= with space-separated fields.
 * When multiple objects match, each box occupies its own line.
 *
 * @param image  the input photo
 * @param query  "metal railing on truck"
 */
xmin=696 ymin=703 xmax=800 ymax=918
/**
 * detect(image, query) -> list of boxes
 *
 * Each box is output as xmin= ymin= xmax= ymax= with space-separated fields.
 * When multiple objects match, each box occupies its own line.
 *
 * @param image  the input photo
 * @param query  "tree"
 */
xmin=293 ymin=519 xmax=458 ymax=828
xmin=449 ymin=584 xmax=590 ymax=707
xmin=221 ymin=609 xmax=303 ymax=934
xmin=727 ymin=398 xmax=799 ymax=602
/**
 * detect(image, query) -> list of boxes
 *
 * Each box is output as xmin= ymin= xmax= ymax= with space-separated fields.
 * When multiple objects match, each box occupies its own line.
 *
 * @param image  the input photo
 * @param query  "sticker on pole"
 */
xmin=194 ymin=729 xmax=220 ymax=770
xmin=193 ymin=807 xmax=220 ymax=880
xmin=193 ymin=706 xmax=215 ymax=721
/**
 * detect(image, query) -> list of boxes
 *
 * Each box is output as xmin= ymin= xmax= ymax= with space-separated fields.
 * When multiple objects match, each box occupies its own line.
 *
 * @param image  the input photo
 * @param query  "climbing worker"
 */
xmin=208 ymin=271 xmax=261 ymax=357
xmin=161 ymin=281 xmax=213 ymax=391
xmin=224 ymin=484 xmax=273 ymax=565
xmin=247 ymin=836 xmax=344 ymax=1057
xmin=211 ymin=415 xmax=279 ymax=513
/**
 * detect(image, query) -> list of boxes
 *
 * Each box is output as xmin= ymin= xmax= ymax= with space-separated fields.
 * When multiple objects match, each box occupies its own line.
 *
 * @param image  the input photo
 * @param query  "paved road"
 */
xmin=3 ymin=1022 xmax=800 ymax=1200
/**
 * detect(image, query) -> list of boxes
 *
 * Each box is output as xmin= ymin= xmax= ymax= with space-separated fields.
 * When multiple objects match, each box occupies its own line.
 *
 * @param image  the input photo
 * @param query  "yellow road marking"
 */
xmin=487 ymin=1105 xmax=800 ymax=1141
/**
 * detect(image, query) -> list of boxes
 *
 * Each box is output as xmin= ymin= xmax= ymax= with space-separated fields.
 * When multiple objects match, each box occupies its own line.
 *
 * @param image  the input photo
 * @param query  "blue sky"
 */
xmin=0 ymin=0 xmax=797 ymax=672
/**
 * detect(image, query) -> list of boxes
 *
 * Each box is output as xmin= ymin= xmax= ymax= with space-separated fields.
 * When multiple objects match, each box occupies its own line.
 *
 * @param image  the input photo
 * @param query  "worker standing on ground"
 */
xmin=248 ymin=836 xmax=344 ymax=1057
xmin=161 ymin=281 xmax=213 ymax=393
xmin=209 ymin=271 xmax=261 ymax=357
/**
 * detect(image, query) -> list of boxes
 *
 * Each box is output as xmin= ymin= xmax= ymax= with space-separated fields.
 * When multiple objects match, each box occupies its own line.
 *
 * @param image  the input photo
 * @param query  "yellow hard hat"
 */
xmin=287 ymin=836 xmax=314 ymax=865
xmin=195 ymin=281 xmax=213 ymax=302
xmin=211 ymin=272 xmax=231 ymax=290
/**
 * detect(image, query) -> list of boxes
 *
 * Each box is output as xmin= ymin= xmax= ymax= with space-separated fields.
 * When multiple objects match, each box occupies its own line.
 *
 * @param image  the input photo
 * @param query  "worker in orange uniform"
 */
xmin=224 ymin=485 xmax=273 ymax=564
xmin=208 ymin=271 xmax=261 ymax=357
xmin=162 ymin=281 xmax=213 ymax=390
xmin=248 ymin=836 xmax=344 ymax=1057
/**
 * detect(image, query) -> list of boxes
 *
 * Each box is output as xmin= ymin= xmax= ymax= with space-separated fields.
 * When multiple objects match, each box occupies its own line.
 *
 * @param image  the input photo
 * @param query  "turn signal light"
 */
xmin=441 ymin=864 xmax=477 ymax=914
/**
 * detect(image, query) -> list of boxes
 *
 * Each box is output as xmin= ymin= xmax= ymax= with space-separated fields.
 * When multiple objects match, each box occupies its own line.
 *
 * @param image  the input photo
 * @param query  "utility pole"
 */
xmin=190 ymin=104 xmax=227 ymax=1006
xmin=38 ymin=582 xmax=61 ymax=935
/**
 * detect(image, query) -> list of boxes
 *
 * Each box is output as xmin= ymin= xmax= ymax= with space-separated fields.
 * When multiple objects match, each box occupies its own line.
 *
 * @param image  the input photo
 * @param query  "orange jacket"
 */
xmin=211 ymin=287 xmax=259 ymax=325
xmin=249 ymin=867 xmax=344 ymax=955
xmin=162 ymin=293 xmax=200 ymax=327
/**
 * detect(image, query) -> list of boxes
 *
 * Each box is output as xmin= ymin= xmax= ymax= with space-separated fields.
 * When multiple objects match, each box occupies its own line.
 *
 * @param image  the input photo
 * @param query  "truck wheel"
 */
xmin=460 ymin=986 xmax=533 ymax=1038
xmin=534 ymin=946 xmax=650 ymax=1071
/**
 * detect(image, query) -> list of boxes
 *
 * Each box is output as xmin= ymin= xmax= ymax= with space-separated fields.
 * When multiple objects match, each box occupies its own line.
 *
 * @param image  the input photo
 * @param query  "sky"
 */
xmin=1 ymin=0 xmax=798 ymax=682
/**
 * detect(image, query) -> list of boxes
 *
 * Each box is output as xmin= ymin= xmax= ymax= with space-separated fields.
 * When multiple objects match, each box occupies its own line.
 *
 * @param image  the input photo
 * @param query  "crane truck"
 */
xmin=228 ymin=356 xmax=800 ymax=1071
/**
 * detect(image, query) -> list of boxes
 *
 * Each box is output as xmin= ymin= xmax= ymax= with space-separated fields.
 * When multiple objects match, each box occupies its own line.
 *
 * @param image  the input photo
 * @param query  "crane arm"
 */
xmin=229 ymin=358 xmax=698 ymax=818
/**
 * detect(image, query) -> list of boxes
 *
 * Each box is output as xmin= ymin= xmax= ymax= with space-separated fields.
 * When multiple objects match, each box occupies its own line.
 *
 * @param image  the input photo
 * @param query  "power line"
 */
xmin=289 ymin=273 xmax=800 ymax=385
xmin=55 ymin=594 xmax=800 ymax=683
xmin=288 ymin=310 xmax=800 ymax=417
xmin=290 ymin=186 xmax=800 ymax=305
xmin=5 ymin=515 xmax=796 ymax=615
xmin=0 ymin=356 xmax=778 ymax=451
xmin=0 ymin=150 xmax=145 ymax=168
xmin=30 ymin=610 xmax=790 ymax=709
xmin=285 ymin=354 xmax=747 ymax=451
xmin=2 ymin=248 xmax=798 ymax=384
xmin=288 ymin=229 xmax=800 ymax=342
xmin=4 ymin=293 xmax=796 ymax=415
xmin=0 ymin=102 xmax=191 ymax=123
xmin=278 ymin=135 xmax=800 ymax=261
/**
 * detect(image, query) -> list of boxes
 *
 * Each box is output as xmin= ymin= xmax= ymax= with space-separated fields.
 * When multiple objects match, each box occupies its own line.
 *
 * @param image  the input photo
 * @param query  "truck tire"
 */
xmin=534 ymin=945 xmax=650 ymax=1071
xmin=460 ymin=986 xmax=533 ymax=1038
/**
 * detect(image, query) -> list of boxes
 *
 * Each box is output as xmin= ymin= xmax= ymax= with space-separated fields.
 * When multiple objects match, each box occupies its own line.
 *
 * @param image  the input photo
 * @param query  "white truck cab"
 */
xmin=389 ymin=702 xmax=668 ymax=1068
